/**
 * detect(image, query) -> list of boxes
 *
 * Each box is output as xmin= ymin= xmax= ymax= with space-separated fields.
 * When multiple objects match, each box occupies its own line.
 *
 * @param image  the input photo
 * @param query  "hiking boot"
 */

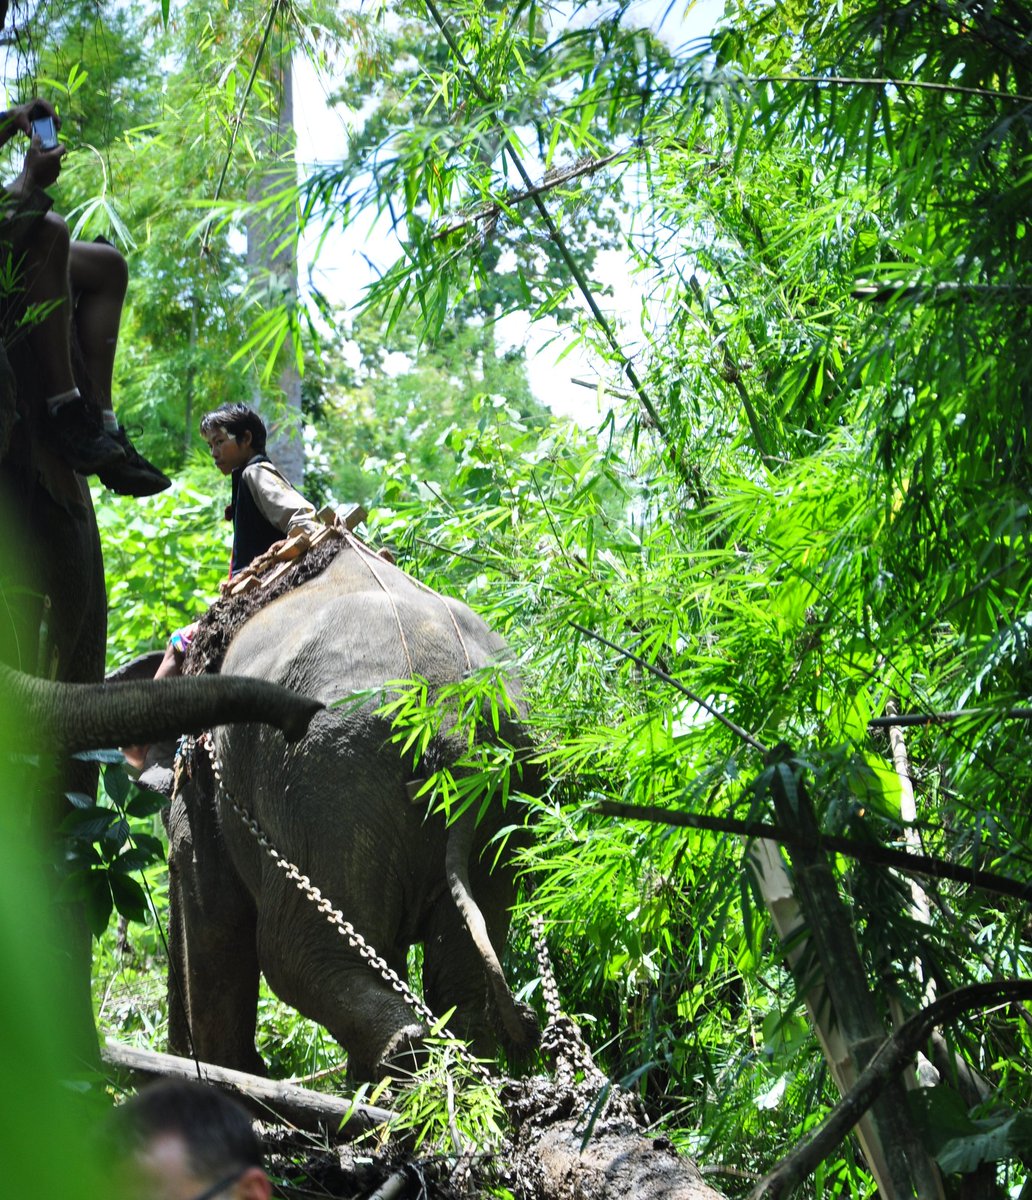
xmin=97 ymin=427 xmax=172 ymax=497
xmin=47 ymin=397 xmax=126 ymax=474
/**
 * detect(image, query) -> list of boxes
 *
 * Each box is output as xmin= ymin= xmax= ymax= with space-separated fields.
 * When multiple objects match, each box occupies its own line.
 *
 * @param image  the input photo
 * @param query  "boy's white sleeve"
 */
xmin=244 ymin=461 xmax=321 ymax=538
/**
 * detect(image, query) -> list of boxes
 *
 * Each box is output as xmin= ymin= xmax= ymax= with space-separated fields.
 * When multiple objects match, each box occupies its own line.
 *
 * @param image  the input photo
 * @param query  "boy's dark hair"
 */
xmin=112 ymin=1079 xmax=263 ymax=1181
xmin=200 ymin=403 xmax=267 ymax=453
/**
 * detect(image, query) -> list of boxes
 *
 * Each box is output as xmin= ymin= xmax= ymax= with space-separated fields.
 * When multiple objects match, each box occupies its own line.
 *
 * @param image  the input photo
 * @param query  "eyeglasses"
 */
xmin=189 ymin=1168 xmax=246 ymax=1200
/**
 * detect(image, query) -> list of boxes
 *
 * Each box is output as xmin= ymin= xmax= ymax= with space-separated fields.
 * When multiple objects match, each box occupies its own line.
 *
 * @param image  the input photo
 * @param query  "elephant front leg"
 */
xmin=166 ymin=791 xmax=265 ymax=1076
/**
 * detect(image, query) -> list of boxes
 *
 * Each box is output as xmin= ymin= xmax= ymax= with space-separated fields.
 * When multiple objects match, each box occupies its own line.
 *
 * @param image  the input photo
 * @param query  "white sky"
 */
xmin=292 ymin=0 xmax=725 ymax=422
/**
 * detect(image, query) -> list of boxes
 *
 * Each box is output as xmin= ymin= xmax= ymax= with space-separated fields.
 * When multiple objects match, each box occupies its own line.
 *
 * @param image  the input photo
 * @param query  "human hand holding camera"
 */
xmin=21 ymin=133 xmax=65 ymax=189
xmin=5 ymin=99 xmax=64 ymax=194
xmin=25 ymin=99 xmax=61 ymax=155
xmin=1 ymin=97 xmax=60 ymax=140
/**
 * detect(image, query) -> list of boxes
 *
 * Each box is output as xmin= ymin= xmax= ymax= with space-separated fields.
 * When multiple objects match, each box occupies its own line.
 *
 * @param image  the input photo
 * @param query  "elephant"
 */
xmin=163 ymin=538 xmax=540 ymax=1080
xmin=0 ymin=331 xmax=121 ymax=1061
xmin=0 ymin=337 xmax=320 ymax=1064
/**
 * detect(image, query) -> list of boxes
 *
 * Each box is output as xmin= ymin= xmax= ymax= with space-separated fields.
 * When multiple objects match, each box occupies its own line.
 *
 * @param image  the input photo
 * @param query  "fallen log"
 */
xmin=101 ymin=1039 xmax=393 ymax=1139
xmin=513 ymin=1117 xmax=727 ymax=1200
xmin=501 ymin=1063 xmax=728 ymax=1200
xmin=103 ymin=1038 xmax=730 ymax=1199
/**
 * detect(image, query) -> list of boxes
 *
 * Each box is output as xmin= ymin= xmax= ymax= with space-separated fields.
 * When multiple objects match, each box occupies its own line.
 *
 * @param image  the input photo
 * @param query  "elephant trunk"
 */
xmin=0 ymin=664 xmax=322 ymax=754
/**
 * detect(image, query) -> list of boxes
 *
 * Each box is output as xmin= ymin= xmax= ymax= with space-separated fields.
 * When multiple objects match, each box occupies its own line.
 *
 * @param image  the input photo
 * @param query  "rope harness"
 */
xmin=184 ymin=520 xmax=473 ymax=680
xmin=345 ymin=532 xmax=474 ymax=676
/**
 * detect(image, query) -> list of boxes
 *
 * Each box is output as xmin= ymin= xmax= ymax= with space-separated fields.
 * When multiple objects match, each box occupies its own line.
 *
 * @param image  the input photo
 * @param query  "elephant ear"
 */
xmin=106 ymin=651 xmax=177 ymax=796
xmin=106 ymin=650 xmax=166 ymax=684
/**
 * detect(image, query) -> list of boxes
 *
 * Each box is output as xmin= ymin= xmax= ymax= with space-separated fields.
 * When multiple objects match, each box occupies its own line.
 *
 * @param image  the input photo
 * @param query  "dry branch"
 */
xmin=868 ymin=704 xmax=1032 ymax=727
xmin=595 ymin=799 xmax=1032 ymax=904
xmin=750 ymin=980 xmax=1032 ymax=1200
xmin=102 ymin=1039 xmax=393 ymax=1139
xmin=432 ymin=149 xmax=631 ymax=240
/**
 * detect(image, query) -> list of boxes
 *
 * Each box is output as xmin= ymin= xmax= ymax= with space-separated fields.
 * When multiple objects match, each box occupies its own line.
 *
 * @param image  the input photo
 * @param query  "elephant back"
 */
xmin=222 ymin=544 xmax=515 ymax=706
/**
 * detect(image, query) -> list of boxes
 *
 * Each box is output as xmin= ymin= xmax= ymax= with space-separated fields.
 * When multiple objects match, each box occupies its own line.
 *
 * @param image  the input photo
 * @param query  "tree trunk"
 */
xmin=246 ymin=53 xmax=304 ymax=484
xmin=751 ymin=753 xmax=944 ymax=1200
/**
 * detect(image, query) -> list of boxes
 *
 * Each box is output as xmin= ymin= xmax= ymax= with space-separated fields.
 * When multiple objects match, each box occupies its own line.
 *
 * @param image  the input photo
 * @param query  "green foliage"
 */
xmin=0 ymin=623 xmax=107 ymax=1195
xmin=302 ymin=310 xmax=552 ymax=510
xmin=97 ymin=463 xmax=231 ymax=667
xmin=92 ymin=890 xmax=169 ymax=1050
xmin=368 ymin=666 xmax=530 ymax=828
xmin=61 ymin=754 xmax=165 ymax=936
xmin=5 ymin=0 xmax=1022 ymax=1190
xmin=383 ymin=1033 xmax=508 ymax=1155
xmin=909 ymin=1085 xmax=1032 ymax=1176
xmin=343 ymin=3 xmax=1032 ymax=1182
xmin=256 ymin=983 xmax=344 ymax=1081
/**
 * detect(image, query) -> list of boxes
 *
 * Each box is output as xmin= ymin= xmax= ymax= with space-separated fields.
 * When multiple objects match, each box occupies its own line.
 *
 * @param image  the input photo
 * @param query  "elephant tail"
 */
xmin=445 ymin=818 xmax=540 ymax=1052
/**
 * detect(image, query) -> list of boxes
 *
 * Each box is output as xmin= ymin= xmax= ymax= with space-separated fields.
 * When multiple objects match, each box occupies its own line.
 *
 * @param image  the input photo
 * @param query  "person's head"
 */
xmin=112 ymin=1079 xmax=272 ymax=1200
xmin=200 ymin=404 xmax=267 ymax=475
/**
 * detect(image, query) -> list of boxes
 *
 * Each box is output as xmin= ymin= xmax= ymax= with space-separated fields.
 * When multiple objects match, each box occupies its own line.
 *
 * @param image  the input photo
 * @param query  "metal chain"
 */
xmin=530 ymin=914 xmax=609 ymax=1090
xmin=530 ymin=913 xmax=563 ymax=1027
xmin=179 ymin=739 xmax=612 ymax=1101
xmin=528 ymin=915 xmax=646 ymax=1132
xmin=190 ymin=734 xmax=492 ymax=1081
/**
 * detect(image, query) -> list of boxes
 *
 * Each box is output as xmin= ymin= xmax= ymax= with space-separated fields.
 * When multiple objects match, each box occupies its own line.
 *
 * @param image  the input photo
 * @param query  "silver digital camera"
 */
xmin=30 ymin=113 xmax=58 ymax=151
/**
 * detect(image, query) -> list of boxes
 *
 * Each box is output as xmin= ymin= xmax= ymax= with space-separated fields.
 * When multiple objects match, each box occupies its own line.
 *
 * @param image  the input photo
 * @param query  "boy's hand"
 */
xmin=270 ymin=533 xmax=309 ymax=561
xmin=8 ymin=98 xmax=61 ymax=136
xmin=22 ymin=135 xmax=65 ymax=188
xmin=7 ymin=135 xmax=65 ymax=197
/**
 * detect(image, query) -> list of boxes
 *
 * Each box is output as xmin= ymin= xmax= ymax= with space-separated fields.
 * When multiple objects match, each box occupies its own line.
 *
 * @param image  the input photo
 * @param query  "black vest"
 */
xmin=228 ymin=455 xmax=283 ymax=575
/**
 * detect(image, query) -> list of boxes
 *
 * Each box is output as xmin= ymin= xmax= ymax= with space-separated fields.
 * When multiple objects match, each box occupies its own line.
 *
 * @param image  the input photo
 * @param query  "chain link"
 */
xmin=530 ymin=914 xmax=608 ymax=1090
xmin=186 ymin=734 xmax=492 ymax=1082
xmin=530 ymin=913 xmax=563 ymax=1026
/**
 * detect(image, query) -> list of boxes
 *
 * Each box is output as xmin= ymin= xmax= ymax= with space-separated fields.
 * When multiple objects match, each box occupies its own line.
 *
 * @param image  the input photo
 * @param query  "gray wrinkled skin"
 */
xmin=166 ymin=545 xmax=538 ymax=1080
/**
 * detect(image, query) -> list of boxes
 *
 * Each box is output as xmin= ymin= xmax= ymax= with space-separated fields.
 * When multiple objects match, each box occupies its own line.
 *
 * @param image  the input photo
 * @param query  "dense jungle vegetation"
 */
xmin=2 ymin=0 xmax=1031 ymax=1195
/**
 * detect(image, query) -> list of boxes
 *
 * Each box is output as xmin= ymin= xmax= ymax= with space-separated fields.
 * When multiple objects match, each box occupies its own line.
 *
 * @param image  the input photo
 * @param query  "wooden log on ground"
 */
xmin=512 ymin=1117 xmax=727 ymax=1200
xmin=102 ymin=1039 xmax=393 ymax=1139
xmin=105 ymin=1034 xmax=729 ymax=1199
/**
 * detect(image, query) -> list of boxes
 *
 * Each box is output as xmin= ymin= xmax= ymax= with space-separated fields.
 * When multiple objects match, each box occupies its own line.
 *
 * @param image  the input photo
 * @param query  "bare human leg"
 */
xmin=20 ymin=210 xmax=76 ymax=399
xmin=67 ymin=238 xmax=170 ymax=496
xmin=68 ymin=237 xmax=127 ymax=419
xmin=14 ymin=211 xmax=125 ymax=472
